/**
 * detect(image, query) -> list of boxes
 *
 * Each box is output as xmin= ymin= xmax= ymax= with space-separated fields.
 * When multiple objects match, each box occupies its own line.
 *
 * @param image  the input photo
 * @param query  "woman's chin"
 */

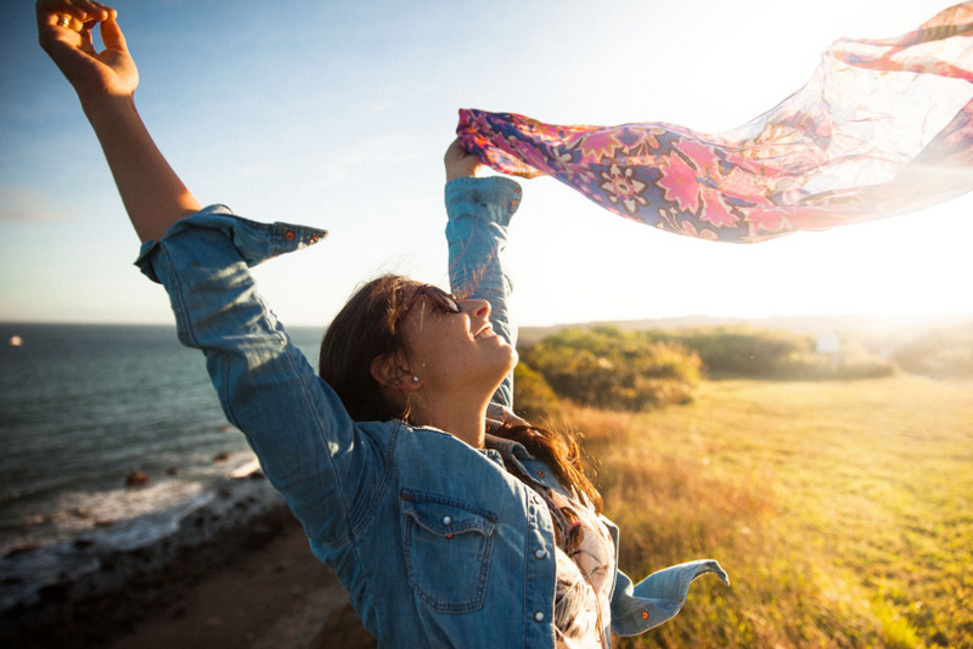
xmin=507 ymin=347 xmax=519 ymax=372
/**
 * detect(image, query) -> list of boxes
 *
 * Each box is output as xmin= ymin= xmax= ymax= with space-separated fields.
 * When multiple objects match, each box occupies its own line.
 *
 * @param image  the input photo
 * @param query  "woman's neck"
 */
xmin=412 ymin=397 xmax=489 ymax=449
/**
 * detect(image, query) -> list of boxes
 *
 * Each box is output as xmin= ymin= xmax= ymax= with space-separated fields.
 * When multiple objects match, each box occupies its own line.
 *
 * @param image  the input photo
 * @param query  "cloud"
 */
xmin=0 ymin=186 xmax=73 ymax=223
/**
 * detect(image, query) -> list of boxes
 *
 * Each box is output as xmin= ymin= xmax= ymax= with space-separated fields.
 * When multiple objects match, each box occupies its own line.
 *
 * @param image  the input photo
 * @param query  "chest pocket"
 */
xmin=400 ymin=489 xmax=497 ymax=613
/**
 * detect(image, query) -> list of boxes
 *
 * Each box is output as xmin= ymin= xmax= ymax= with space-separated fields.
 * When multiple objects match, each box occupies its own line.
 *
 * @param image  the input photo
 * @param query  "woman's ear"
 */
xmin=370 ymin=355 xmax=421 ymax=390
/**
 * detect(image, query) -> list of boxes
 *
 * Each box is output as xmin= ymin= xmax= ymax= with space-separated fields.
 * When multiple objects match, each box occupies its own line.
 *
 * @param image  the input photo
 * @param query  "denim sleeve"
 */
xmin=135 ymin=205 xmax=385 ymax=548
xmin=610 ymin=561 xmax=730 ymax=636
xmin=444 ymin=176 xmax=522 ymax=408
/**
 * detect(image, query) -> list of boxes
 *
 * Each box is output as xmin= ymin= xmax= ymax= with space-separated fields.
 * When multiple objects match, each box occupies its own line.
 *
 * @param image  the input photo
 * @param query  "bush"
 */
xmin=656 ymin=326 xmax=896 ymax=380
xmin=512 ymin=362 xmax=561 ymax=421
xmin=663 ymin=326 xmax=805 ymax=378
xmin=519 ymin=326 xmax=702 ymax=411
xmin=894 ymin=324 xmax=973 ymax=378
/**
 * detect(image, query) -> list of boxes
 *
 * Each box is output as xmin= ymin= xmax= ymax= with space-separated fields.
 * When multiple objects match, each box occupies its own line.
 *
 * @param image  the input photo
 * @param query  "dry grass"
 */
xmin=558 ymin=375 xmax=973 ymax=649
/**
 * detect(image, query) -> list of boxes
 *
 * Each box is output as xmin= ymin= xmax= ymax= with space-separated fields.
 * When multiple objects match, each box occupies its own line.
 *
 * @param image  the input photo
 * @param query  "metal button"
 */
xmin=534 ymin=549 xmax=547 ymax=560
xmin=533 ymin=611 xmax=545 ymax=622
xmin=442 ymin=515 xmax=453 ymax=526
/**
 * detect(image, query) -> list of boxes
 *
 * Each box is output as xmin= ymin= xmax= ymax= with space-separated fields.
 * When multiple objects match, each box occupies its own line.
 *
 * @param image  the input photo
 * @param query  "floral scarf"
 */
xmin=494 ymin=442 xmax=615 ymax=648
xmin=456 ymin=2 xmax=973 ymax=243
xmin=546 ymin=488 xmax=615 ymax=649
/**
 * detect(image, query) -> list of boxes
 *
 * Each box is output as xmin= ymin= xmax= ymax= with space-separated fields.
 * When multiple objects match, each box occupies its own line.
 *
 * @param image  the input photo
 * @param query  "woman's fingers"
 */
xmin=36 ymin=0 xmax=135 ymax=98
xmin=444 ymin=138 xmax=483 ymax=180
xmin=98 ymin=14 xmax=127 ymax=54
xmin=40 ymin=0 xmax=114 ymax=21
xmin=37 ymin=0 xmax=114 ymax=36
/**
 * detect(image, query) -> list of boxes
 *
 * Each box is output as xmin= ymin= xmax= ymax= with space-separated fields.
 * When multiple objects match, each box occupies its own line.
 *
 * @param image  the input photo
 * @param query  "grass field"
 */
xmin=558 ymin=375 xmax=972 ymax=649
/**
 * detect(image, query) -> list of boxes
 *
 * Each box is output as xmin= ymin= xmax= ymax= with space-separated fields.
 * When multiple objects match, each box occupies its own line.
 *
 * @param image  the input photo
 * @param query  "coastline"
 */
xmin=1 ymin=470 xmax=374 ymax=648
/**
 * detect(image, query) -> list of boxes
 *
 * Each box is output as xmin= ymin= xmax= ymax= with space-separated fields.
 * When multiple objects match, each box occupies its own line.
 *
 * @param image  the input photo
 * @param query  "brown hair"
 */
xmin=497 ymin=423 xmax=602 ymax=513
xmin=319 ymin=273 xmax=601 ymax=512
xmin=318 ymin=274 xmax=418 ymax=422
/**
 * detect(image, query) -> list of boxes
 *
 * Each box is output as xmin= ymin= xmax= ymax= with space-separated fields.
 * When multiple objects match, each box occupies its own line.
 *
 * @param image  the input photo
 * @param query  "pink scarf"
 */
xmin=457 ymin=3 xmax=973 ymax=242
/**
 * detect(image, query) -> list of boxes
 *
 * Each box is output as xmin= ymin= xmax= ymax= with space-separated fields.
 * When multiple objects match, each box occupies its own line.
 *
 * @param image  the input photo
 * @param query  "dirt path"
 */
xmin=105 ymin=515 xmax=375 ymax=649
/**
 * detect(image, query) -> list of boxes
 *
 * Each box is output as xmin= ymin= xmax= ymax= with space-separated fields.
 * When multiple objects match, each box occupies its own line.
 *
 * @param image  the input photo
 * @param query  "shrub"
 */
xmin=519 ymin=326 xmax=702 ymax=411
xmin=512 ymin=362 xmax=561 ymax=421
xmin=894 ymin=323 xmax=973 ymax=378
xmin=655 ymin=326 xmax=896 ymax=380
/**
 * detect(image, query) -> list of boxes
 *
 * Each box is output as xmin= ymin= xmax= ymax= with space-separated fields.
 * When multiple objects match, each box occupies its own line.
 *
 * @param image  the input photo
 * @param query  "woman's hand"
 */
xmin=36 ymin=0 xmax=137 ymax=101
xmin=36 ymin=0 xmax=199 ymax=242
xmin=444 ymin=139 xmax=483 ymax=181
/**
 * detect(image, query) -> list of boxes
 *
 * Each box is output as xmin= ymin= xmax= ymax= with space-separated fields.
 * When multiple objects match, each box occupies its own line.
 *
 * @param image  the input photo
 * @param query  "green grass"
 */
xmin=559 ymin=375 xmax=973 ymax=648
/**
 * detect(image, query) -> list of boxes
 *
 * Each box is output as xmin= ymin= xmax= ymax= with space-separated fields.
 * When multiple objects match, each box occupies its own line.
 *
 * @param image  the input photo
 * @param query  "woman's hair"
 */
xmin=497 ymin=423 xmax=603 ymax=514
xmin=319 ymin=274 xmax=418 ymax=422
xmin=319 ymin=273 xmax=601 ymax=512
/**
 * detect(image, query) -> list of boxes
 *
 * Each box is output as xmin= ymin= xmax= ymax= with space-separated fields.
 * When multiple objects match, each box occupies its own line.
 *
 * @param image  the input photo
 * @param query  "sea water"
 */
xmin=0 ymin=322 xmax=324 ymax=556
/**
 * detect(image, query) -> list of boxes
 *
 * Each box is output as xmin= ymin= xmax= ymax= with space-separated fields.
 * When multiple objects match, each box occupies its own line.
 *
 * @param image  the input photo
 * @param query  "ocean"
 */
xmin=0 ymin=322 xmax=324 ymax=557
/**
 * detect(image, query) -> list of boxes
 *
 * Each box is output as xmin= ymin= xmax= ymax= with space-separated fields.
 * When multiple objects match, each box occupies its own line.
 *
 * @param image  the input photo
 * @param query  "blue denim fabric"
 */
xmin=135 ymin=178 xmax=727 ymax=648
xmin=444 ymin=176 xmax=521 ymax=408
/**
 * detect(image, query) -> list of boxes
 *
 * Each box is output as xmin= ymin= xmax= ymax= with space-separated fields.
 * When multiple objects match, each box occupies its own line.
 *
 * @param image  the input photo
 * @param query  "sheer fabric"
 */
xmin=547 ymin=489 xmax=615 ymax=649
xmin=457 ymin=3 xmax=973 ymax=242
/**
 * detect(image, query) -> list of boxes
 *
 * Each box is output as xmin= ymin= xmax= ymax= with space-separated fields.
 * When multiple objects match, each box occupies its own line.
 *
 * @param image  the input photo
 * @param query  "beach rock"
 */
xmin=125 ymin=470 xmax=149 ymax=488
xmin=4 ymin=545 xmax=38 ymax=559
xmin=1 ymin=475 xmax=288 ymax=647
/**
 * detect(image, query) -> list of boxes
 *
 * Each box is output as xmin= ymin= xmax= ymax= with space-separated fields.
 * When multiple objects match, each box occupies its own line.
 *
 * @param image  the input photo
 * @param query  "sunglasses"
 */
xmin=398 ymin=284 xmax=462 ymax=323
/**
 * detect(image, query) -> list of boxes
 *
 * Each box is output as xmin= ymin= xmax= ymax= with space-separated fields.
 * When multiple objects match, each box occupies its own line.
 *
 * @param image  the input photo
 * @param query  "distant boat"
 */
xmin=9 ymin=335 xmax=22 ymax=347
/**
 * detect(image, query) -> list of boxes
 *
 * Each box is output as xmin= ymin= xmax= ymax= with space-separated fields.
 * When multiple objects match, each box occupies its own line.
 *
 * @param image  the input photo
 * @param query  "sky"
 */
xmin=1 ymin=0 xmax=971 ymax=328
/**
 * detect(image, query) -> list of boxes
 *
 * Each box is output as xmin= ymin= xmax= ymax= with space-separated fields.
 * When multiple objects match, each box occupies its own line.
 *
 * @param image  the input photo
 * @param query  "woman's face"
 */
xmin=398 ymin=288 xmax=517 ymax=400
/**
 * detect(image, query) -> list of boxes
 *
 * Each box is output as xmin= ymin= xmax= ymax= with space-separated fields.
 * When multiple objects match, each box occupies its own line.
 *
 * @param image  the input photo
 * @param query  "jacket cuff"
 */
xmin=444 ymin=176 xmax=523 ymax=226
xmin=134 ymin=204 xmax=328 ymax=284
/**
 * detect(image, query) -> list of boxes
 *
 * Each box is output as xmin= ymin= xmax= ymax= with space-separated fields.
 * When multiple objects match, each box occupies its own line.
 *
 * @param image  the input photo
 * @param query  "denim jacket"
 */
xmin=135 ymin=176 xmax=727 ymax=648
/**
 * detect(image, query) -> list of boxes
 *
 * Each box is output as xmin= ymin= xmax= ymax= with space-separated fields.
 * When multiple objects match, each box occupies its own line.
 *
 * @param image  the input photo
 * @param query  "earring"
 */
xmin=412 ymin=376 xmax=420 ymax=383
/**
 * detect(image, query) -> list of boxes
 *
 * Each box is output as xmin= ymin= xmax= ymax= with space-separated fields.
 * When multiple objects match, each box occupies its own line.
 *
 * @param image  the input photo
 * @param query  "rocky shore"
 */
xmin=1 ymin=472 xmax=375 ymax=648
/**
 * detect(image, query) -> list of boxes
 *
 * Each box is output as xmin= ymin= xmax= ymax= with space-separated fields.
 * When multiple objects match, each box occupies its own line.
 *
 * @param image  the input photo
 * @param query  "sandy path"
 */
xmin=104 ymin=515 xmax=375 ymax=649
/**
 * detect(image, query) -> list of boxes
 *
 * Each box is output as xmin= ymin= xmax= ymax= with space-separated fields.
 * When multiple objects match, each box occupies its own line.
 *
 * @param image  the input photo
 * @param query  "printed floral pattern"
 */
xmin=599 ymin=165 xmax=649 ymax=215
xmin=457 ymin=2 xmax=973 ymax=243
xmin=546 ymin=489 xmax=615 ymax=648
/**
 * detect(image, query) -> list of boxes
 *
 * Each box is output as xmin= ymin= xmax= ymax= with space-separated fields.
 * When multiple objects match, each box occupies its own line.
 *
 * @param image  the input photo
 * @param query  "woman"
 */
xmin=36 ymin=1 xmax=727 ymax=647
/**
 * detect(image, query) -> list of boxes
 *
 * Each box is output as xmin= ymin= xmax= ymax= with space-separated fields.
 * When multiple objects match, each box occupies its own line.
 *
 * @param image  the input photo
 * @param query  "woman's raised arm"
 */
xmin=36 ymin=0 xmax=200 ymax=242
xmin=443 ymin=139 xmax=523 ymax=409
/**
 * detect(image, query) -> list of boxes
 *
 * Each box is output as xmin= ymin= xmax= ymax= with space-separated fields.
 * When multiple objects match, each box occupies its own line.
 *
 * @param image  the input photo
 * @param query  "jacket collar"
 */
xmin=483 ymin=433 xmax=535 ymax=461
